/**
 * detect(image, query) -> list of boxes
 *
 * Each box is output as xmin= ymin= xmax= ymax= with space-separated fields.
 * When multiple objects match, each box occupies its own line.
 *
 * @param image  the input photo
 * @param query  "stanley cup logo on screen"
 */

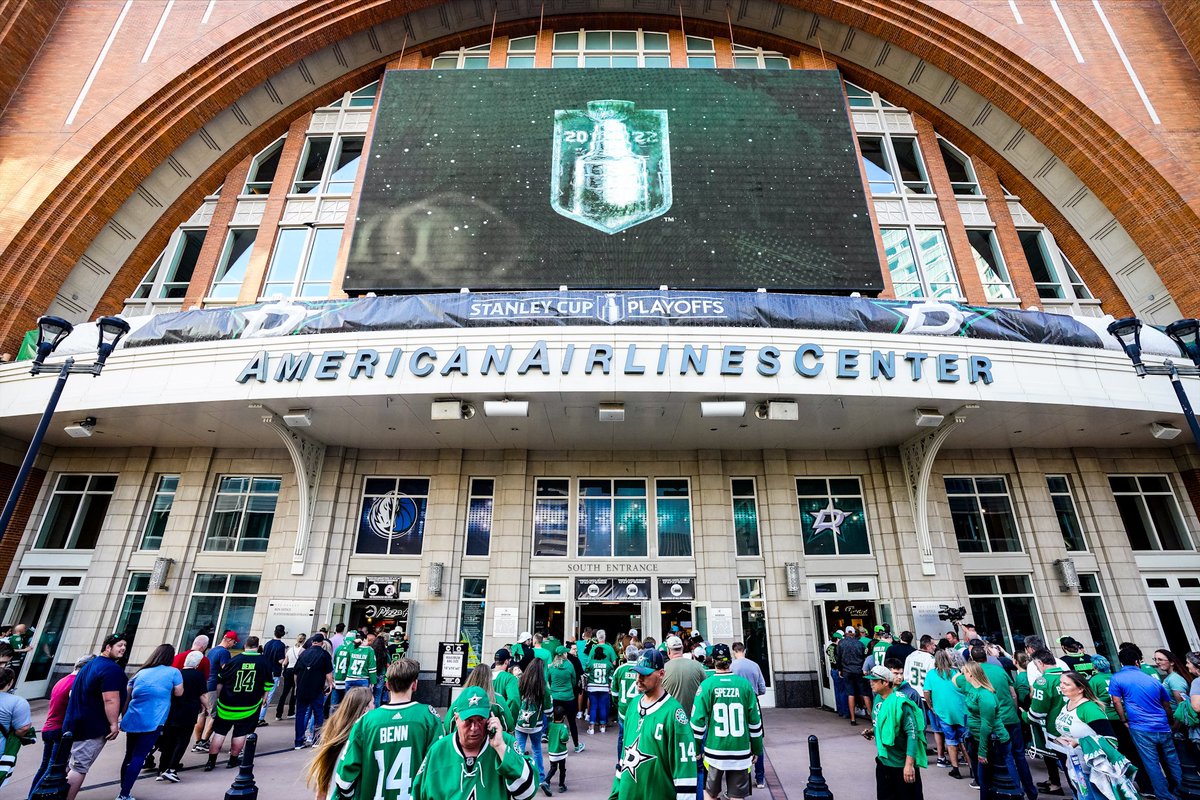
xmin=552 ymin=100 xmax=672 ymax=234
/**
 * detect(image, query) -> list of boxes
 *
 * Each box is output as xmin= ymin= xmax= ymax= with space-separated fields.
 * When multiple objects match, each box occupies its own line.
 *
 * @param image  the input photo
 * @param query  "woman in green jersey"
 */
xmin=546 ymin=647 xmax=581 ymax=752
xmin=961 ymin=660 xmax=1014 ymax=796
xmin=1054 ymin=670 xmax=1137 ymax=799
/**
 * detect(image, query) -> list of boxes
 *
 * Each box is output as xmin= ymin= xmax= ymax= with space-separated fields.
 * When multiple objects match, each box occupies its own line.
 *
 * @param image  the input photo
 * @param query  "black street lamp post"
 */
xmin=1108 ymin=316 xmax=1200 ymax=450
xmin=0 ymin=315 xmax=130 ymax=541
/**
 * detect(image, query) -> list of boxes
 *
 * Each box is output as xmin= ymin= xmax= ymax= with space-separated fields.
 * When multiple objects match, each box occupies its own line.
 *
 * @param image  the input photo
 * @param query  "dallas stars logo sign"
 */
xmin=618 ymin=742 xmax=658 ymax=781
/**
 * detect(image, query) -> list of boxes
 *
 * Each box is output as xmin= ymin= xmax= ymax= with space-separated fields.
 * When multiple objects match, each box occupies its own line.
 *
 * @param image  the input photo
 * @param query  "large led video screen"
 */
xmin=345 ymin=69 xmax=880 ymax=293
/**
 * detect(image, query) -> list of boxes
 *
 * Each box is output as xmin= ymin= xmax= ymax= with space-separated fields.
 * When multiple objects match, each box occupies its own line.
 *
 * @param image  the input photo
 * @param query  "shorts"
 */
xmin=705 ymin=765 xmax=753 ymax=798
xmin=842 ymin=672 xmax=869 ymax=699
xmin=212 ymin=715 xmax=259 ymax=738
xmin=940 ymin=722 xmax=967 ymax=747
xmin=206 ymin=690 xmax=219 ymax=717
xmin=68 ymin=737 xmax=107 ymax=774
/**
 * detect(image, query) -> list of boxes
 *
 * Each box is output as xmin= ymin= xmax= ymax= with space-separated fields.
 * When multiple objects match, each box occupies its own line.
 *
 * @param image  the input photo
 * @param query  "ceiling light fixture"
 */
xmin=483 ymin=400 xmax=529 ymax=418
xmin=64 ymin=417 xmax=97 ymax=438
xmin=282 ymin=409 xmax=312 ymax=428
xmin=700 ymin=401 xmax=746 ymax=418
xmin=598 ymin=402 xmax=625 ymax=422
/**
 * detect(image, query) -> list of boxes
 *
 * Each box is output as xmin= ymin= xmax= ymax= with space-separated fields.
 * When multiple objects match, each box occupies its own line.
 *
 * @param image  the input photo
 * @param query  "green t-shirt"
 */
xmin=547 ymin=661 xmax=579 ymax=702
xmin=333 ymin=700 xmax=440 ymax=800
xmin=972 ymin=664 xmax=1020 ymax=727
xmin=493 ymin=668 xmax=521 ymax=724
xmin=960 ymin=683 xmax=1009 ymax=760
xmin=1015 ymin=671 xmax=1031 ymax=709
xmin=1088 ymin=672 xmax=1120 ymax=721
xmin=609 ymin=693 xmax=698 ymax=800
xmin=547 ymin=720 xmax=570 ymax=760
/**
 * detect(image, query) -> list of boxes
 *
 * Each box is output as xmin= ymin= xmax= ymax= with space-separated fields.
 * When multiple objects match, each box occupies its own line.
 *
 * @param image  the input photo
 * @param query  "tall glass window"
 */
xmin=115 ymin=572 xmax=151 ymax=654
xmin=966 ymin=229 xmax=1015 ymax=301
xmin=1108 ymin=475 xmax=1192 ymax=551
xmin=465 ymin=478 xmax=494 ymax=557
xmin=1079 ymin=574 xmax=1116 ymax=661
xmin=732 ymin=44 xmax=790 ymax=69
xmin=460 ymin=579 xmax=487 ymax=668
xmin=578 ymin=479 xmax=648 ymax=557
xmin=243 ymin=137 xmax=284 ymax=195
xmin=944 ymin=476 xmax=1022 ymax=553
xmin=1047 ymin=475 xmax=1087 ymax=551
xmin=292 ymin=135 xmax=363 ymax=195
xmin=139 ymin=475 xmax=179 ymax=550
xmin=858 ymin=136 xmax=897 ymax=195
xmin=686 ymin=36 xmax=716 ymax=68
xmin=179 ymin=573 xmax=260 ymax=650
xmin=262 ymin=226 xmax=342 ymax=298
xmin=882 ymin=227 xmax=961 ymax=299
xmin=965 ymin=575 xmax=1043 ymax=653
xmin=796 ymin=478 xmax=870 ymax=555
xmin=533 ymin=479 xmax=569 ymax=557
xmin=731 ymin=478 xmax=760 ymax=557
xmin=355 ymin=478 xmax=430 ymax=556
xmin=431 ymin=43 xmax=492 ymax=69
xmin=133 ymin=230 xmax=206 ymax=300
xmin=208 ymin=229 xmax=257 ymax=299
xmin=203 ymin=476 xmax=281 ymax=552
xmin=1018 ymin=229 xmax=1093 ymax=301
xmin=35 ymin=474 xmax=118 ymax=550
xmin=655 ymin=479 xmax=692 ymax=558
xmin=552 ymin=30 xmax=671 ymax=68
xmin=937 ymin=138 xmax=981 ymax=196
xmin=739 ymin=579 xmax=772 ymax=686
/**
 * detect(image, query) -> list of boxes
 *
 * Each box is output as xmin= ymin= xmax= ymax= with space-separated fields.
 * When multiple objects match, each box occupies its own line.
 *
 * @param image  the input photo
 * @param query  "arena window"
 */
xmin=261 ymin=226 xmax=343 ymax=299
xmin=965 ymin=228 xmax=1015 ymax=301
xmin=139 ymin=475 xmax=180 ymax=551
xmin=552 ymin=30 xmax=671 ymax=68
xmin=964 ymin=575 xmax=1044 ymax=654
xmin=881 ymin=227 xmax=962 ymax=300
xmin=732 ymin=43 xmax=790 ymax=69
xmin=431 ymin=43 xmax=492 ymax=69
xmin=179 ymin=574 xmax=261 ymax=651
xmin=731 ymin=478 xmax=761 ymax=557
xmin=507 ymin=36 xmax=536 ymax=68
xmin=203 ymin=476 xmax=281 ymax=552
xmin=1108 ymin=475 xmax=1193 ymax=551
xmin=465 ymin=478 xmax=495 ymax=557
xmin=34 ymin=474 xmax=119 ymax=550
xmin=686 ymin=36 xmax=716 ymax=68
xmin=944 ymin=476 xmax=1023 ymax=554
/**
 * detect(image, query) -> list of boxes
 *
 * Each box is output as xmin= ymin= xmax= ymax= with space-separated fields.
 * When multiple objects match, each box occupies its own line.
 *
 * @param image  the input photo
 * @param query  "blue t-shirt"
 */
xmin=121 ymin=665 xmax=183 ymax=732
xmin=207 ymin=646 xmax=232 ymax=691
xmin=63 ymin=656 xmax=128 ymax=741
xmin=0 ymin=691 xmax=33 ymax=751
xmin=1109 ymin=666 xmax=1172 ymax=733
xmin=262 ymin=638 xmax=287 ymax=677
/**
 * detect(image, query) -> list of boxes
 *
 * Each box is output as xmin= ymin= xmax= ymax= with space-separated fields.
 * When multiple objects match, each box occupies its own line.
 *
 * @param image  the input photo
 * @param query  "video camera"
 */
xmin=937 ymin=605 xmax=967 ymax=624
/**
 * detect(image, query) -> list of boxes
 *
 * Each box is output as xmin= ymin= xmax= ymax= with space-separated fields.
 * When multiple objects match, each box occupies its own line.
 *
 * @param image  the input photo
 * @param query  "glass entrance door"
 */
xmin=20 ymin=596 xmax=74 ymax=698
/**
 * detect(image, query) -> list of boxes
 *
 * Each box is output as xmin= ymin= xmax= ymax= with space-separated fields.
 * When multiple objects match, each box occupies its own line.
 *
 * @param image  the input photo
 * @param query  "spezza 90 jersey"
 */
xmin=331 ymin=700 xmax=440 ymax=800
xmin=609 ymin=692 xmax=698 ymax=800
xmin=690 ymin=672 xmax=763 ymax=771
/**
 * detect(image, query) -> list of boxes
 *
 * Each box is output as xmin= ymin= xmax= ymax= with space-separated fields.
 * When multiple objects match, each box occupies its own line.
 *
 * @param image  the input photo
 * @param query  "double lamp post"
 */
xmin=1108 ymin=316 xmax=1200 ymax=451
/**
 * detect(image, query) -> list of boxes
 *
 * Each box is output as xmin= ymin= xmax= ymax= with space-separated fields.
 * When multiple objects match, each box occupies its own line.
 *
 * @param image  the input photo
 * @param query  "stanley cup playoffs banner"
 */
xmin=345 ymin=69 xmax=881 ymax=294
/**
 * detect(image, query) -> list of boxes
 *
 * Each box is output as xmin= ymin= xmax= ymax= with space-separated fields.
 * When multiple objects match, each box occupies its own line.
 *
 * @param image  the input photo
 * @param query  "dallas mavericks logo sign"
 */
xmin=551 ymin=100 xmax=672 ymax=234
xmin=366 ymin=491 xmax=420 ymax=544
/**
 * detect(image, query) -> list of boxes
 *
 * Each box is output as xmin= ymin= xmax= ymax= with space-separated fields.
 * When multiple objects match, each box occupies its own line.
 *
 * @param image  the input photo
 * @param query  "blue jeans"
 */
xmin=295 ymin=696 xmax=326 ymax=747
xmin=120 ymin=729 xmax=162 ymax=796
xmin=589 ymin=690 xmax=610 ymax=726
xmin=259 ymin=677 xmax=281 ymax=721
xmin=1005 ymin=723 xmax=1037 ymax=799
xmin=755 ymin=740 xmax=766 ymax=786
xmin=516 ymin=727 xmax=546 ymax=783
xmin=372 ymin=675 xmax=386 ymax=707
xmin=28 ymin=727 xmax=60 ymax=798
xmin=832 ymin=668 xmax=848 ymax=717
xmin=329 ymin=686 xmax=345 ymax=713
xmin=1129 ymin=727 xmax=1182 ymax=800
xmin=616 ymin=720 xmax=624 ymax=768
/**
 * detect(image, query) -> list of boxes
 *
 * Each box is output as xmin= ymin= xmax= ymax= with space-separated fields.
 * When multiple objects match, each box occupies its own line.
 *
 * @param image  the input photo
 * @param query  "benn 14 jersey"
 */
xmin=331 ymin=700 xmax=440 ymax=800
xmin=610 ymin=662 xmax=639 ymax=723
xmin=690 ymin=672 xmax=763 ymax=771
xmin=609 ymin=693 xmax=698 ymax=800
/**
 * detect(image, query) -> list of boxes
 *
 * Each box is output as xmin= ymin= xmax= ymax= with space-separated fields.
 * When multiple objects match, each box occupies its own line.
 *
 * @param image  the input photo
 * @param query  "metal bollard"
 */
xmin=29 ymin=731 xmax=73 ymax=800
xmin=224 ymin=732 xmax=259 ymax=800
xmin=1172 ymin=735 xmax=1200 ymax=800
xmin=803 ymin=734 xmax=834 ymax=800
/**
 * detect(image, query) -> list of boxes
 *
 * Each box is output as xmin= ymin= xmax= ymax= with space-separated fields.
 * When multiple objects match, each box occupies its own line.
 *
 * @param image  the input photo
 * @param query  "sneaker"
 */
xmin=116 ymin=795 xmax=136 ymax=800
xmin=969 ymin=779 xmax=980 ymax=789
xmin=575 ymin=711 xmax=582 ymax=719
xmin=587 ymin=726 xmax=594 ymax=735
xmin=541 ymin=735 xmax=548 ymax=744
xmin=599 ymin=726 xmax=606 ymax=734
xmin=203 ymin=757 xmax=217 ymax=772
xmin=756 ymin=783 xmax=766 ymax=790
xmin=936 ymin=757 xmax=950 ymax=768
xmin=227 ymin=756 xmax=241 ymax=769
xmin=540 ymin=781 xmax=552 ymax=797
xmin=191 ymin=740 xmax=209 ymax=753
xmin=142 ymin=757 xmax=157 ymax=772
xmin=257 ymin=719 xmax=269 ymax=727
xmin=558 ymin=787 xmax=567 ymax=793
xmin=160 ymin=770 xmax=180 ymax=784
xmin=949 ymin=768 xmax=963 ymax=779
xmin=850 ymin=720 xmax=858 ymax=726
xmin=574 ymin=743 xmax=585 ymax=753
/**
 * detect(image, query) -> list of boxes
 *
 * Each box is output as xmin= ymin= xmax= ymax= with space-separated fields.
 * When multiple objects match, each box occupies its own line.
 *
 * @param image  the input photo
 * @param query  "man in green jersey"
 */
xmin=587 ymin=633 xmax=617 ymax=734
xmin=411 ymin=686 xmax=541 ymax=800
xmin=493 ymin=648 xmax=521 ymax=725
xmin=344 ymin=635 xmax=378 ymax=693
xmin=332 ymin=658 xmax=439 ymax=799
xmin=1028 ymin=648 xmax=1068 ymax=796
xmin=205 ymin=636 xmax=273 ymax=771
xmin=871 ymin=631 xmax=893 ymax=668
xmin=610 ymin=648 xmax=698 ymax=800
xmin=610 ymin=645 xmax=640 ymax=767
xmin=690 ymin=644 xmax=762 ymax=800
xmin=332 ymin=636 xmax=355 ymax=711
xmin=862 ymin=664 xmax=925 ymax=800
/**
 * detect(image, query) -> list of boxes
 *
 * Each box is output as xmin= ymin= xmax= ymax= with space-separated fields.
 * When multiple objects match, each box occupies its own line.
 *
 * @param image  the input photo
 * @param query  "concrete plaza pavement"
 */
xmin=5 ymin=702 xmax=1041 ymax=799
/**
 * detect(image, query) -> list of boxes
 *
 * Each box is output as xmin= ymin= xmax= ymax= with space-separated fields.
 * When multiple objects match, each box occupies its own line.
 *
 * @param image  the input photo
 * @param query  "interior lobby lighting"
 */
xmin=700 ymin=401 xmax=746 ymax=418
xmin=64 ymin=417 xmax=97 ymax=438
xmin=282 ymin=409 xmax=312 ymax=427
xmin=914 ymin=408 xmax=945 ymax=428
xmin=483 ymin=400 xmax=529 ymax=418
xmin=1151 ymin=421 xmax=1182 ymax=440
xmin=598 ymin=402 xmax=625 ymax=422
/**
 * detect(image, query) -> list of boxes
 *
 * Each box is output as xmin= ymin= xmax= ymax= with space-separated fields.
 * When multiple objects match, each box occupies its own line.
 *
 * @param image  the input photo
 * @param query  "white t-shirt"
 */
xmin=904 ymin=650 xmax=935 ymax=695
xmin=1027 ymin=657 xmax=1069 ymax=686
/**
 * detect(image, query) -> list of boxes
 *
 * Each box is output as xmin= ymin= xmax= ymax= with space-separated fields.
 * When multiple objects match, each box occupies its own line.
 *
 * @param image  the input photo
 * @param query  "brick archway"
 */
xmin=0 ymin=0 xmax=1195 ymax=351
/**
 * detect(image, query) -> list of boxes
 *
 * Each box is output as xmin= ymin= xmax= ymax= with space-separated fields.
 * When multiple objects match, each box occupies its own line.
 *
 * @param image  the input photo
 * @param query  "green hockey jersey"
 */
xmin=610 ymin=663 xmax=639 ymax=723
xmin=1029 ymin=666 xmax=1067 ymax=751
xmin=411 ymin=731 xmax=539 ymax=800
xmin=689 ymin=672 xmax=763 ymax=771
xmin=333 ymin=642 xmax=353 ymax=688
xmin=331 ymin=700 xmax=441 ymax=800
xmin=587 ymin=659 xmax=612 ymax=691
xmin=493 ymin=668 xmax=521 ymax=726
xmin=514 ymin=690 xmax=552 ymax=734
xmin=547 ymin=720 xmax=570 ymax=762
xmin=216 ymin=651 xmax=274 ymax=720
xmin=344 ymin=645 xmax=377 ymax=682
xmin=609 ymin=692 xmax=698 ymax=800
xmin=871 ymin=640 xmax=890 ymax=665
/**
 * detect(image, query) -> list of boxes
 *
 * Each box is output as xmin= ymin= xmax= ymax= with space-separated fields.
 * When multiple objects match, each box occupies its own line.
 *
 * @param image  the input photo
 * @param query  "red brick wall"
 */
xmin=0 ymin=0 xmax=66 ymax=113
xmin=0 ymin=462 xmax=45 ymax=584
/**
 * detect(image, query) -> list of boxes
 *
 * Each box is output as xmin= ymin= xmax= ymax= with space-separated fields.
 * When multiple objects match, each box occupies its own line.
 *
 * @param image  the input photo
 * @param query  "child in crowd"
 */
xmin=545 ymin=705 xmax=570 ymax=793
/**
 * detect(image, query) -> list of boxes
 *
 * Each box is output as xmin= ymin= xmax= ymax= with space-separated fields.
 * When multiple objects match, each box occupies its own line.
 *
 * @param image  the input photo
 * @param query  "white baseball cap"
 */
xmin=666 ymin=636 xmax=684 ymax=650
xmin=628 ymin=628 xmax=638 ymax=638
xmin=519 ymin=631 xmax=532 ymax=642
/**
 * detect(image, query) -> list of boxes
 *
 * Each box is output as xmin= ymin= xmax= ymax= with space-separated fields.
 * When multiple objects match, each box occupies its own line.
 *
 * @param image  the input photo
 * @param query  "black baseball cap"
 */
xmin=711 ymin=643 xmax=732 ymax=661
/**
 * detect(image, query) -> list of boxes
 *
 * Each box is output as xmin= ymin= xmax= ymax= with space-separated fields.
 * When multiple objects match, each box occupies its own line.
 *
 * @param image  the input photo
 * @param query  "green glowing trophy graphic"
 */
xmin=551 ymin=99 xmax=672 ymax=234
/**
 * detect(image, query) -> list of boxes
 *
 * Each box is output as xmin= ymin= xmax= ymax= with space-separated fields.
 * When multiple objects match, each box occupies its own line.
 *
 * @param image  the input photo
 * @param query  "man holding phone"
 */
xmin=411 ymin=685 xmax=543 ymax=799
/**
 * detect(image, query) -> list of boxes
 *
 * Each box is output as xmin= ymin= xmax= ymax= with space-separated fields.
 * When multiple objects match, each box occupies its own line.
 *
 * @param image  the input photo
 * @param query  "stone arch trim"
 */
xmin=2 ymin=0 xmax=1196 ymax=351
